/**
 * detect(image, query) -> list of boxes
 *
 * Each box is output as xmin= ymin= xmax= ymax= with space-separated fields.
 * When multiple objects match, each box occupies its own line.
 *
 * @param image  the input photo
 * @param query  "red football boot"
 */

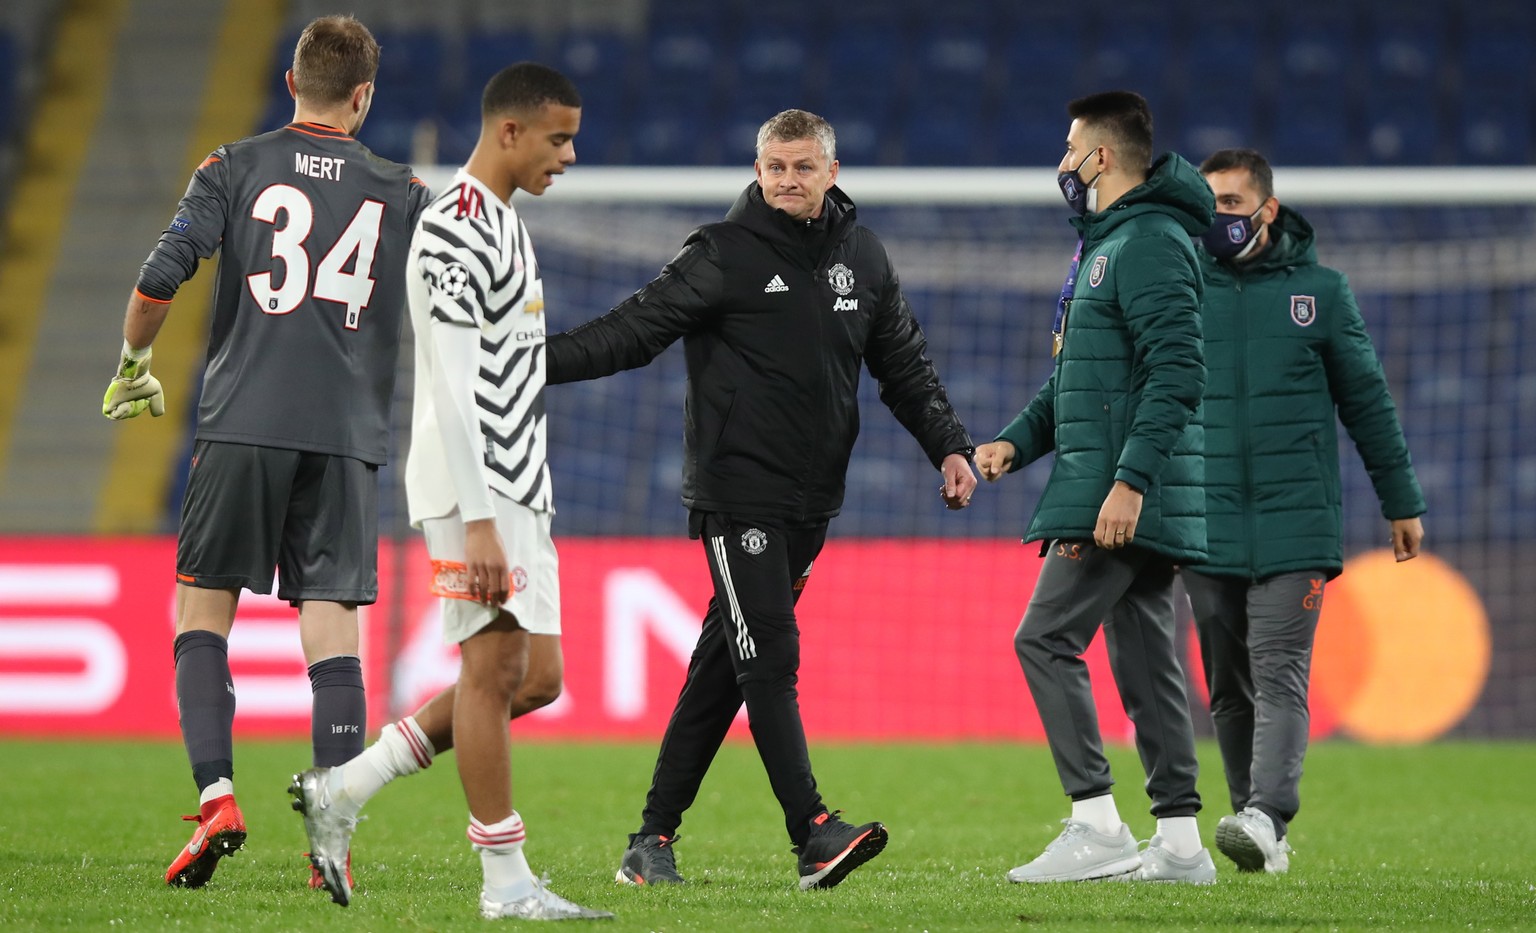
xmin=165 ymin=795 xmax=247 ymax=887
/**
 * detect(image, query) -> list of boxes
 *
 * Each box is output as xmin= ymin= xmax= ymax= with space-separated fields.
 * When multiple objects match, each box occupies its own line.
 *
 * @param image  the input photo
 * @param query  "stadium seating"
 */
xmin=217 ymin=0 xmax=1536 ymax=169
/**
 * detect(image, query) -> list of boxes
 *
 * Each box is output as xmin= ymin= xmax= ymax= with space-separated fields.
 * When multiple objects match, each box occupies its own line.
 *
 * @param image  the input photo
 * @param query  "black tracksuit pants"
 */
xmin=638 ymin=512 xmax=827 ymax=847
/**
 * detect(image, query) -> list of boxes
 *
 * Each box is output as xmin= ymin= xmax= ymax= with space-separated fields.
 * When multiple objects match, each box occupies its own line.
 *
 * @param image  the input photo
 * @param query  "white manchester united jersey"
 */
xmin=405 ymin=170 xmax=551 ymax=523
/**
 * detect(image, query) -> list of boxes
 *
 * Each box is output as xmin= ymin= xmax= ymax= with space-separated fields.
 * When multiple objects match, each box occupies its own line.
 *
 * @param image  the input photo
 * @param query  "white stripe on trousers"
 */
xmin=710 ymin=536 xmax=757 ymax=659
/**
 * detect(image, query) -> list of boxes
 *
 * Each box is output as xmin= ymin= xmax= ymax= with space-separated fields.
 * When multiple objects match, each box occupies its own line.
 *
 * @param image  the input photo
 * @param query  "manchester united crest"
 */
xmin=827 ymin=263 xmax=855 ymax=296
xmin=1088 ymin=255 xmax=1108 ymax=287
xmin=1290 ymin=294 xmax=1317 ymax=326
xmin=740 ymin=528 xmax=768 ymax=555
xmin=510 ymin=566 xmax=529 ymax=593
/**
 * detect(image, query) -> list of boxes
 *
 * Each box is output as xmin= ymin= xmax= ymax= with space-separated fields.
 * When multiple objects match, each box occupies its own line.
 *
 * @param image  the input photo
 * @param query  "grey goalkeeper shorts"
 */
xmin=175 ymin=439 xmax=379 ymax=605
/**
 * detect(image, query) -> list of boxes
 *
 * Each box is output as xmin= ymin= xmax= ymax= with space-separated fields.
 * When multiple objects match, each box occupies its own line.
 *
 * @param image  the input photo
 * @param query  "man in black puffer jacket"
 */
xmin=547 ymin=109 xmax=976 ymax=891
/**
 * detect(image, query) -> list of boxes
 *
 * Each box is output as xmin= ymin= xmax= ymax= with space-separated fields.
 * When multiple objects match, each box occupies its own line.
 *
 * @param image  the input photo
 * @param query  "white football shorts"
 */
xmin=421 ymin=498 xmax=560 ymax=644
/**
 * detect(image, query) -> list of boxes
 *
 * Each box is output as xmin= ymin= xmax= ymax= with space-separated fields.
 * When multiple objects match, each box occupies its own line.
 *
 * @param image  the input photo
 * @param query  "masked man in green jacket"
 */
xmin=1187 ymin=148 xmax=1425 ymax=875
xmin=977 ymin=91 xmax=1215 ymax=884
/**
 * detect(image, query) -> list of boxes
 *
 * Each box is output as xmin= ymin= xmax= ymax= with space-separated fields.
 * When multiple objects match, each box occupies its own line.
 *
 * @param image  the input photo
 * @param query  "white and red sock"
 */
xmin=327 ymin=716 xmax=435 ymax=817
xmin=469 ymin=811 xmax=536 ymax=901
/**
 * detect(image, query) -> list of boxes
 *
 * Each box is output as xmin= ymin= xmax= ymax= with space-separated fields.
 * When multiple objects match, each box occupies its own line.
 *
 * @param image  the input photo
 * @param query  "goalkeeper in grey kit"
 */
xmin=100 ymin=14 xmax=429 ymax=891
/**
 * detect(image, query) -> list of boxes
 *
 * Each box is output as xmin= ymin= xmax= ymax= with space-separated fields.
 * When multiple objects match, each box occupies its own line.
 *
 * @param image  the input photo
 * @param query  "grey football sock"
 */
xmin=173 ymin=630 xmax=236 ymax=792
xmin=309 ymin=655 xmax=366 ymax=767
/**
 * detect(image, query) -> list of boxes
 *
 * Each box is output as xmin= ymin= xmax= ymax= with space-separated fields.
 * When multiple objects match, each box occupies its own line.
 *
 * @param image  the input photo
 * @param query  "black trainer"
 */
xmin=794 ymin=811 xmax=888 ymax=890
xmin=615 ymin=833 xmax=685 ymax=885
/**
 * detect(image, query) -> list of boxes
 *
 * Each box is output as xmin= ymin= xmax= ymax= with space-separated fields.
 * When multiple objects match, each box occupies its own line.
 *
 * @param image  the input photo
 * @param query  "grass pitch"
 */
xmin=1 ymin=739 xmax=1533 ymax=931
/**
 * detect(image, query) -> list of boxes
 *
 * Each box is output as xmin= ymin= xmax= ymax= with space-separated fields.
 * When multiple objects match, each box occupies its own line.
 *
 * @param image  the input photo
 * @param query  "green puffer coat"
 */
xmin=998 ymin=153 xmax=1213 ymax=562
xmin=1195 ymin=204 xmax=1425 ymax=579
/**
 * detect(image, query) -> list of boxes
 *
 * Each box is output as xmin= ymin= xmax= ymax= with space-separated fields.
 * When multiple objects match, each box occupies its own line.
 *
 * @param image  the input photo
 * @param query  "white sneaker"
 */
xmin=1006 ymin=820 xmax=1141 ymax=883
xmin=1137 ymin=835 xmax=1218 ymax=884
xmin=1216 ymin=808 xmax=1292 ymax=873
xmin=480 ymin=879 xmax=615 ymax=921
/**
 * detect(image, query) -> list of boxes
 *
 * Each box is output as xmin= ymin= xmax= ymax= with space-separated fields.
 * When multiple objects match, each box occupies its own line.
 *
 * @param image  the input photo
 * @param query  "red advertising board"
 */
xmin=0 ymin=535 xmax=1162 ymax=742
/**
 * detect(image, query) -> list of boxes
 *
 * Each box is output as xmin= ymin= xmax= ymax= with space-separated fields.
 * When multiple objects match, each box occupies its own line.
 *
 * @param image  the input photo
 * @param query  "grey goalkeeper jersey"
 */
xmin=137 ymin=121 xmax=431 ymax=464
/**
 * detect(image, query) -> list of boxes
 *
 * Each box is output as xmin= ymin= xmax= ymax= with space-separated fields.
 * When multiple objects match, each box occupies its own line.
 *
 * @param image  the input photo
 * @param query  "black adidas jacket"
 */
xmin=546 ymin=182 xmax=973 ymax=523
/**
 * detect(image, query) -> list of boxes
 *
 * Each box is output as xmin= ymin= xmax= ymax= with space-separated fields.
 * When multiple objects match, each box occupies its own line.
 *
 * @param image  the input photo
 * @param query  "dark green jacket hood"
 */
xmin=1238 ymin=203 xmax=1317 ymax=273
xmin=1073 ymin=152 xmax=1216 ymax=242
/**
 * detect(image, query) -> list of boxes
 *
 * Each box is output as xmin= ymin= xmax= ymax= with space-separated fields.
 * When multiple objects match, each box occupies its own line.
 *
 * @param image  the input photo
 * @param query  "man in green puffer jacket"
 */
xmin=1185 ymin=148 xmax=1425 ymax=876
xmin=976 ymin=91 xmax=1215 ymax=884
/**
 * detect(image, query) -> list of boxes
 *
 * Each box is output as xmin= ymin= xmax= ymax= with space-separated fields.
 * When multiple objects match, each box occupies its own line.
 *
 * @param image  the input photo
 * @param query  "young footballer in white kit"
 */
xmin=289 ymin=62 xmax=611 ymax=921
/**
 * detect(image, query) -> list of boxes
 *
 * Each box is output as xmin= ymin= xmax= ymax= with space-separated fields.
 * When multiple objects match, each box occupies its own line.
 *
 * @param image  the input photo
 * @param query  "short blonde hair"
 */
xmin=755 ymin=109 xmax=836 ymax=163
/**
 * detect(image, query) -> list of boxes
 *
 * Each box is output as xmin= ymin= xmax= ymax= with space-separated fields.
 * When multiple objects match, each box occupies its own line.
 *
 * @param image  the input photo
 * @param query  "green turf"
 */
xmin=1 ymin=739 xmax=1533 ymax=931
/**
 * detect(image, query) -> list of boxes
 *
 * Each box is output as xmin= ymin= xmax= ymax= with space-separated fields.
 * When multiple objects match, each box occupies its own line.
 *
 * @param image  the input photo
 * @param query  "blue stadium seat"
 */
xmin=1362 ymin=88 xmax=1440 ymax=165
xmin=1083 ymin=30 xmax=1171 ymax=90
xmin=629 ymin=113 xmax=711 ymax=165
xmin=464 ymin=32 xmax=543 ymax=94
xmin=1457 ymin=89 xmax=1531 ymax=164
xmin=824 ymin=0 xmax=903 ymax=30
xmin=1460 ymin=33 xmax=1533 ymax=90
xmin=1177 ymin=14 xmax=1261 ymax=102
xmin=997 ymin=33 xmax=1080 ymax=102
xmin=735 ymin=34 xmax=812 ymax=82
xmin=647 ymin=30 xmax=717 ymax=81
xmin=1363 ymin=14 xmax=1442 ymax=99
xmin=373 ymin=31 xmax=445 ymax=118
xmin=554 ymin=31 xmax=636 ymax=88
xmin=902 ymin=101 xmax=986 ymax=166
xmin=1178 ymin=89 xmax=1257 ymax=163
xmin=1276 ymin=8 xmax=1356 ymax=98
xmin=816 ymin=104 xmax=889 ymax=166
xmin=1267 ymin=92 xmax=1351 ymax=166
xmin=993 ymin=94 xmax=1068 ymax=165
xmin=911 ymin=32 xmax=993 ymax=106
xmin=822 ymin=28 xmax=910 ymax=110
xmin=571 ymin=99 xmax=625 ymax=166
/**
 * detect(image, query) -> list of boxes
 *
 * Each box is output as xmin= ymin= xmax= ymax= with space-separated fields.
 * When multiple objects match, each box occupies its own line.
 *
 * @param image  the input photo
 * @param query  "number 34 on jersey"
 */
xmin=246 ymin=181 xmax=384 ymax=331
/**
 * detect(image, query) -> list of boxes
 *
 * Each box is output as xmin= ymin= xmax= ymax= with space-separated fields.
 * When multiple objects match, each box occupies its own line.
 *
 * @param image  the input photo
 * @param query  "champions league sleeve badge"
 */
xmin=436 ymin=261 xmax=470 ymax=298
xmin=1290 ymin=294 xmax=1317 ymax=326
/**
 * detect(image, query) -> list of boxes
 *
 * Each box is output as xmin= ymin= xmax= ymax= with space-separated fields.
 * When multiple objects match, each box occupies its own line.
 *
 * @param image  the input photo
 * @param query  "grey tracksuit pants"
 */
xmin=1014 ymin=540 xmax=1202 ymax=817
xmin=1182 ymin=568 xmax=1325 ymax=837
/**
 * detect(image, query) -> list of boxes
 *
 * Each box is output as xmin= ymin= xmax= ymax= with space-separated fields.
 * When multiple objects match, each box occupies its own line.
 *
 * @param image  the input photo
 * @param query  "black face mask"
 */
xmin=1057 ymin=148 xmax=1103 ymax=215
xmin=1202 ymin=205 xmax=1266 ymax=260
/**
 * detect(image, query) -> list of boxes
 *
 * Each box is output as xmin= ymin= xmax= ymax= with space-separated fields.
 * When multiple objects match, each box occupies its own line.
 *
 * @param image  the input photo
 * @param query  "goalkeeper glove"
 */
xmin=102 ymin=341 xmax=165 ymax=420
